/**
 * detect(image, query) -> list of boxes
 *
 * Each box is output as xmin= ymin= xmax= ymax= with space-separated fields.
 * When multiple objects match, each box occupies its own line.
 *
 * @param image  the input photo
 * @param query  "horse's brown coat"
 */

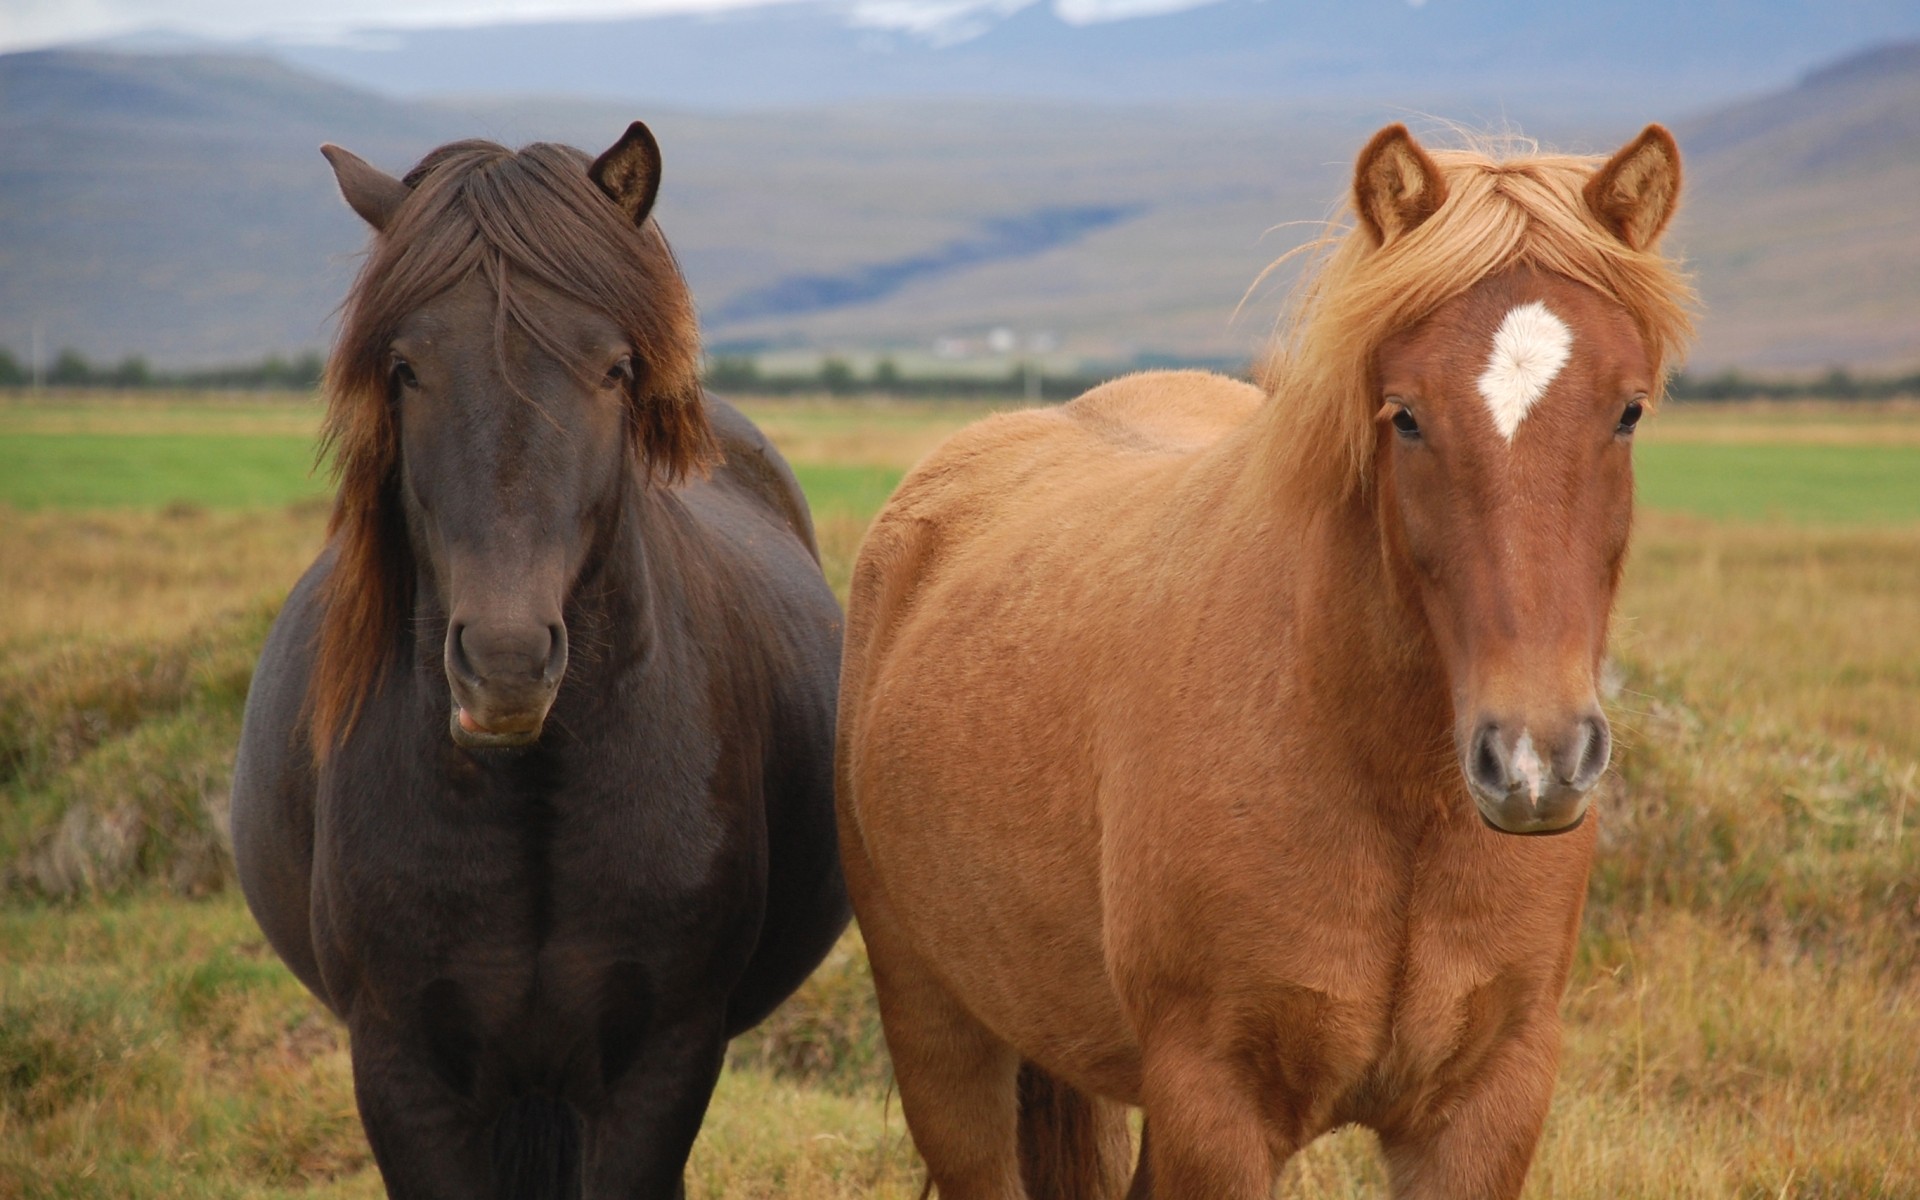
xmin=837 ymin=127 xmax=1694 ymax=1199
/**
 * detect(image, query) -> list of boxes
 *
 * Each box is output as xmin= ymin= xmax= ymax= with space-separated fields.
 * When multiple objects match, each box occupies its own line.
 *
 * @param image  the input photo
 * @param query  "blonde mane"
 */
xmin=1256 ymin=140 xmax=1697 ymax=497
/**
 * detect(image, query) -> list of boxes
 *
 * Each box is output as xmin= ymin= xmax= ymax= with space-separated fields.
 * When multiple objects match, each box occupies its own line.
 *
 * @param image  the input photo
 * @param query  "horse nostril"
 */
xmin=1572 ymin=714 xmax=1612 ymax=787
xmin=542 ymin=623 xmax=568 ymax=685
xmin=447 ymin=622 xmax=481 ymax=687
xmin=1470 ymin=723 xmax=1507 ymax=792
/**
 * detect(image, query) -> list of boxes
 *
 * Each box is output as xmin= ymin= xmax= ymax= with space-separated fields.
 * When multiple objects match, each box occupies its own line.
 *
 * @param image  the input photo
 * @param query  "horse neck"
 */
xmin=562 ymin=484 xmax=675 ymax=683
xmin=1207 ymin=399 xmax=1456 ymax=794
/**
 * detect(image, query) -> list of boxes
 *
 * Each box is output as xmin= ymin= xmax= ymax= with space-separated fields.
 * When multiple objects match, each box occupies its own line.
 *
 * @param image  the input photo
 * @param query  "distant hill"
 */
xmin=1 ymin=43 xmax=1916 ymax=371
xmin=0 ymin=52 xmax=459 ymax=368
xmin=1671 ymin=40 xmax=1920 ymax=369
xmin=141 ymin=0 xmax=1920 ymax=120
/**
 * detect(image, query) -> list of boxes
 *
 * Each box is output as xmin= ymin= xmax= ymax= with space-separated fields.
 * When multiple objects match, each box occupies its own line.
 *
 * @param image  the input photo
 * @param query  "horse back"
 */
xmin=840 ymin=369 xmax=1262 ymax=729
xmin=696 ymin=393 xmax=822 ymax=563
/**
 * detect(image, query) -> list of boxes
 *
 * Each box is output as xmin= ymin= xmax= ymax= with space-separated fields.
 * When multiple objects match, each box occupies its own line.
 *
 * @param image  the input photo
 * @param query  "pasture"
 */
xmin=2 ymin=390 xmax=1917 ymax=1197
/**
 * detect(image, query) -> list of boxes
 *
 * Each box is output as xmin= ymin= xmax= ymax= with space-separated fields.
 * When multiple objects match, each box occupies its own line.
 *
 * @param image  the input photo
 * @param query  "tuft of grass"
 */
xmin=0 ymin=896 xmax=376 ymax=1198
xmin=686 ymin=1066 xmax=922 ymax=1200
xmin=0 ymin=599 xmax=280 ymax=899
xmin=730 ymin=928 xmax=890 ymax=1095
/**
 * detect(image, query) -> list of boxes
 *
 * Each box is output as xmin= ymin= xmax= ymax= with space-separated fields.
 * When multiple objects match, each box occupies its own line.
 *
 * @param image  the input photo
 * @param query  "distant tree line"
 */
xmin=711 ymin=357 xmax=1920 ymax=403
xmin=4 ymin=347 xmax=1918 ymax=403
xmin=707 ymin=354 xmax=1136 ymax=402
xmin=0 ymin=347 xmax=325 ymax=390
xmin=1666 ymin=367 xmax=1920 ymax=403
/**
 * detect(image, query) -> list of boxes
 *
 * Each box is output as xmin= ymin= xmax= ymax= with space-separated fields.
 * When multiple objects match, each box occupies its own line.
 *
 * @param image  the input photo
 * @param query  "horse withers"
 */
xmin=230 ymin=124 xmax=848 ymax=1199
xmin=837 ymin=125 xmax=1694 ymax=1198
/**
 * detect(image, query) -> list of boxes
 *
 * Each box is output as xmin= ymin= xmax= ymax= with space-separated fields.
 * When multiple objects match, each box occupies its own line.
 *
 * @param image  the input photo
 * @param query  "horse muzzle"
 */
xmin=1460 ymin=711 xmax=1609 ymax=835
xmin=444 ymin=618 xmax=568 ymax=749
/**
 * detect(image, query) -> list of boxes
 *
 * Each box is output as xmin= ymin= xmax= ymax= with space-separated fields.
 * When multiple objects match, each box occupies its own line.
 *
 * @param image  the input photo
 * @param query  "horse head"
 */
xmin=313 ymin=123 xmax=710 ymax=752
xmin=1354 ymin=125 xmax=1683 ymax=833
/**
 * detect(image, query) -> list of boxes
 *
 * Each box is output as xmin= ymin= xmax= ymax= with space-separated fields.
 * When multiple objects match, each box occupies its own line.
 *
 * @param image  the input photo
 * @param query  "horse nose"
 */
xmin=1463 ymin=712 xmax=1608 ymax=835
xmin=445 ymin=619 xmax=568 ymax=746
xmin=448 ymin=620 xmax=564 ymax=689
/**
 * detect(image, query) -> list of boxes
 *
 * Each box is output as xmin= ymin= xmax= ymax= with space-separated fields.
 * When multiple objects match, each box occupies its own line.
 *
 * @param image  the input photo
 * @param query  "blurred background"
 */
xmin=3 ymin=0 xmax=1920 ymax=382
xmin=1 ymin=2 xmax=1917 ymax=1197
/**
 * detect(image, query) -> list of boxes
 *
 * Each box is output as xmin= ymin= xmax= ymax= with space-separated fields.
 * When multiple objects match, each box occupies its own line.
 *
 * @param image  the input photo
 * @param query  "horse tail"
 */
xmin=1016 ymin=1060 xmax=1132 ymax=1200
xmin=490 ymin=1094 xmax=583 ymax=1200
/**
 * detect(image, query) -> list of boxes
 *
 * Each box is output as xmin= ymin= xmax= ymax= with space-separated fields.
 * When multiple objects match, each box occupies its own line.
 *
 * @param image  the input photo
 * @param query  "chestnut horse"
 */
xmin=231 ymin=124 xmax=848 ymax=1198
xmin=837 ymin=125 xmax=1693 ymax=1198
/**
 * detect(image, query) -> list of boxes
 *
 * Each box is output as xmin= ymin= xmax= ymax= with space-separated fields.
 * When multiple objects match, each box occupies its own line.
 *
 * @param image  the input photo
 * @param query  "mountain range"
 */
xmin=94 ymin=0 xmax=1920 ymax=117
xmin=1 ymin=38 xmax=1916 ymax=371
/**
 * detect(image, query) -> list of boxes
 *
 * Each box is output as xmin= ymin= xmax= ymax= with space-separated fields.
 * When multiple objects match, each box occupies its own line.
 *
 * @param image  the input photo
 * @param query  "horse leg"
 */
xmin=348 ymin=1019 xmax=498 ymax=1200
xmin=1136 ymin=1039 xmax=1279 ymax=1200
xmin=1376 ymin=1023 xmax=1560 ymax=1200
xmin=578 ymin=1011 xmax=729 ymax=1200
xmin=859 ymin=892 xmax=1025 ymax=1200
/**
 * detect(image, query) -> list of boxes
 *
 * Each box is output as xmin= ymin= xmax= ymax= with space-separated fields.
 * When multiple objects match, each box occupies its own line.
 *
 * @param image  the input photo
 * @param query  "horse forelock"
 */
xmin=307 ymin=138 xmax=712 ymax=755
xmin=1255 ymin=140 xmax=1697 ymax=502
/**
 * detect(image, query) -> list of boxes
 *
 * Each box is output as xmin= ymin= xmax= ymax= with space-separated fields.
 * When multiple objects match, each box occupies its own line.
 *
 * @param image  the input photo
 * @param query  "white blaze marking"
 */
xmin=1477 ymin=301 xmax=1572 ymax=441
xmin=1511 ymin=730 xmax=1548 ymax=805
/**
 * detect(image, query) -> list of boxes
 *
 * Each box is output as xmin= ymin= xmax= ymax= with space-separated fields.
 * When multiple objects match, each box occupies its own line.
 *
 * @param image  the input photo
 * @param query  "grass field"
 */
xmin=2 ymin=390 xmax=1918 ymax=1198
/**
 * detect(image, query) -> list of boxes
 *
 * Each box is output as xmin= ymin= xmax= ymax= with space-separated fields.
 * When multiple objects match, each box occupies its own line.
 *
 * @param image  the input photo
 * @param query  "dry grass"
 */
xmin=1619 ymin=513 xmax=1920 ymax=758
xmin=0 ymin=504 xmax=326 ymax=645
xmin=0 ymin=391 xmax=322 ymax=438
xmin=1 ymin=396 xmax=1915 ymax=1197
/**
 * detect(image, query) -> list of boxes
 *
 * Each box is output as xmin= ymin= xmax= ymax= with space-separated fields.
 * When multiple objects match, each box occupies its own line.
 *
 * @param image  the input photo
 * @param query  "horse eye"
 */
xmin=1617 ymin=399 xmax=1645 ymax=434
xmin=1390 ymin=406 xmax=1421 ymax=439
xmin=605 ymin=356 xmax=634 ymax=387
xmin=392 ymin=359 xmax=419 ymax=390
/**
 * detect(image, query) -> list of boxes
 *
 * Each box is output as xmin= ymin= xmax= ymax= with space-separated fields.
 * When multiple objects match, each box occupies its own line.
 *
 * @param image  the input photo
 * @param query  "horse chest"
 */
xmin=1166 ymin=812 xmax=1592 ymax=1133
xmin=1342 ymin=822 xmax=1596 ymax=1127
xmin=311 ymin=743 xmax=753 ymax=1025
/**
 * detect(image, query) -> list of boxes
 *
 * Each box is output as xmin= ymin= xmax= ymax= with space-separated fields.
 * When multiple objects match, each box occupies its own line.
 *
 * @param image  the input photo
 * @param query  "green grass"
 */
xmin=0 ymin=433 xmax=326 ymax=511
xmin=1635 ymin=442 xmax=1920 ymax=523
xmin=790 ymin=464 xmax=906 ymax=518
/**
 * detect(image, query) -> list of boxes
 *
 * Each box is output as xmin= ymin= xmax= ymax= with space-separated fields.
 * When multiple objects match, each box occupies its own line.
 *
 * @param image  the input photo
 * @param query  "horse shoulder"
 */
xmin=839 ymin=404 xmax=1070 ymax=693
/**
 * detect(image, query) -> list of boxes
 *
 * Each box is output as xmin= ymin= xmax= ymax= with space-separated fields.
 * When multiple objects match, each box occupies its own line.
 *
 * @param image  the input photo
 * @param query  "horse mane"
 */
xmin=1254 ymin=136 xmax=1697 ymax=500
xmin=309 ymin=138 xmax=711 ymax=753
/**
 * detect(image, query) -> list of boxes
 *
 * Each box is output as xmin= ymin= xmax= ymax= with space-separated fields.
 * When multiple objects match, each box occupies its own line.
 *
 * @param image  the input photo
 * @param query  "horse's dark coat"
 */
xmin=231 ymin=129 xmax=848 ymax=1200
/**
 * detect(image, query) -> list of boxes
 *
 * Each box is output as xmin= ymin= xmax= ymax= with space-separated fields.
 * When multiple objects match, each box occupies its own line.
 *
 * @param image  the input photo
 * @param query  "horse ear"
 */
xmin=1586 ymin=125 xmax=1682 ymax=251
xmin=321 ymin=144 xmax=409 ymax=233
xmin=590 ymin=121 xmax=664 ymax=227
xmin=1353 ymin=124 xmax=1448 ymax=247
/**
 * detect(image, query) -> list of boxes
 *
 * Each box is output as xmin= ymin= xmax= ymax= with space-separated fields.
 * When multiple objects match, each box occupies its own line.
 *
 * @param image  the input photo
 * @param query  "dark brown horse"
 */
xmin=231 ymin=124 xmax=848 ymax=1199
xmin=837 ymin=125 xmax=1694 ymax=1198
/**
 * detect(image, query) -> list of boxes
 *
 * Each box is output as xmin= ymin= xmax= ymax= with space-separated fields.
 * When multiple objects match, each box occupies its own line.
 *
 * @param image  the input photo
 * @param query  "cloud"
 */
xmin=0 ymin=0 xmax=809 ymax=53
xmin=2 ymin=0 xmax=1243 ymax=53
xmin=1052 ymin=0 xmax=1218 ymax=24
